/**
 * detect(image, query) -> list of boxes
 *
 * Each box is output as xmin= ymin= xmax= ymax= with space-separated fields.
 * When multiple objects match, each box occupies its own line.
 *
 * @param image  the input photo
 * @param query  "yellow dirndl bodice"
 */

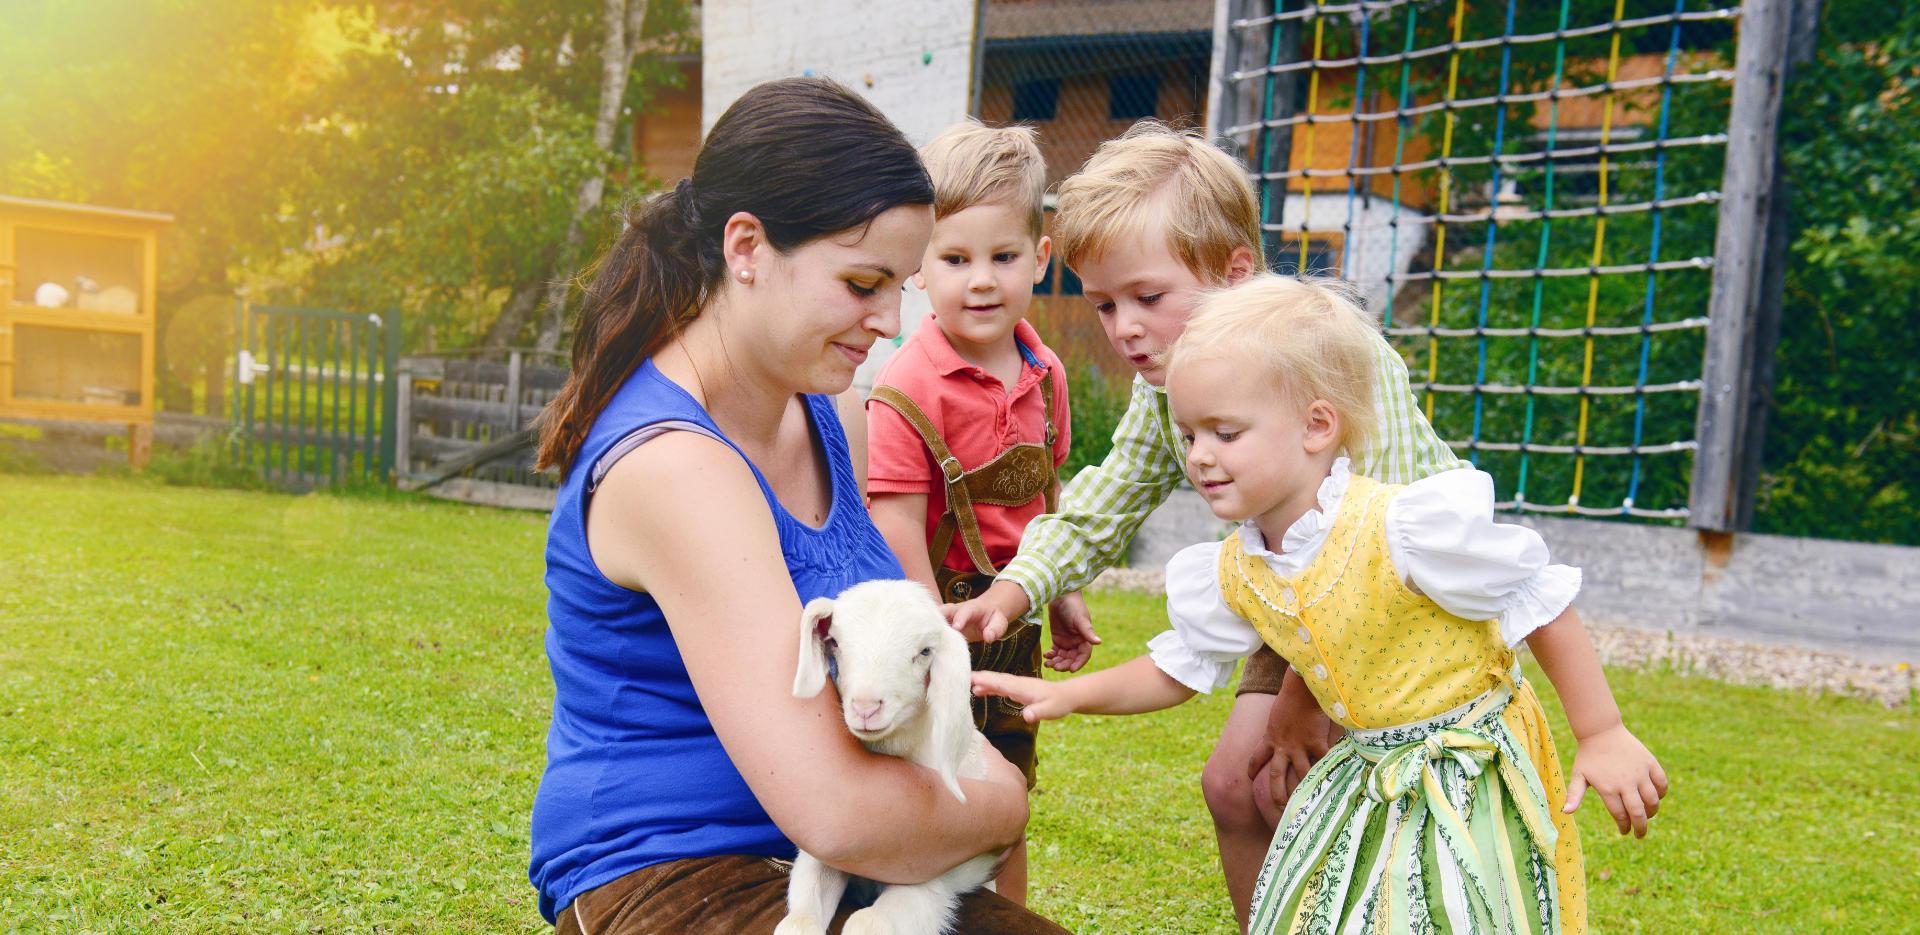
xmin=1223 ymin=475 xmax=1587 ymax=933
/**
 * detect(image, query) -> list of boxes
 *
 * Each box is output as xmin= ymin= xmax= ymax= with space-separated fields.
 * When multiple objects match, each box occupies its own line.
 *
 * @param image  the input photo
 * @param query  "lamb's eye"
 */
xmin=919 ymin=647 xmax=933 ymax=657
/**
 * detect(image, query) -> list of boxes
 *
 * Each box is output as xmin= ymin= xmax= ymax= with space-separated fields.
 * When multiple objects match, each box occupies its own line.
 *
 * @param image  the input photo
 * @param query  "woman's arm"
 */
xmin=869 ymin=492 xmax=939 ymax=594
xmin=588 ymin=432 xmax=1028 ymax=880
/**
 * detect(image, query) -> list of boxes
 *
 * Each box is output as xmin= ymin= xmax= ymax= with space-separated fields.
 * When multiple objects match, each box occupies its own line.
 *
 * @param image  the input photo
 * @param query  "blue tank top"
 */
xmin=529 ymin=358 xmax=904 ymax=921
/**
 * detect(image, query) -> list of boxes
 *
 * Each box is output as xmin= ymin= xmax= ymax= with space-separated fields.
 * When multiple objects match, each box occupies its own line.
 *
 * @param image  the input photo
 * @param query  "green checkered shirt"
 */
xmin=998 ymin=334 xmax=1469 ymax=608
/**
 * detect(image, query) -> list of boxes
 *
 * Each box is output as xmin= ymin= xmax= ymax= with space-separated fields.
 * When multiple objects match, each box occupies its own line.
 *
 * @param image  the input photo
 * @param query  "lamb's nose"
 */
xmin=848 ymin=698 xmax=884 ymax=724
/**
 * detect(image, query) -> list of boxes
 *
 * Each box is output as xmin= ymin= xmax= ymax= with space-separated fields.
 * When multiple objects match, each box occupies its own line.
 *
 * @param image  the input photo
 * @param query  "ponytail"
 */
xmin=535 ymin=182 xmax=714 ymax=472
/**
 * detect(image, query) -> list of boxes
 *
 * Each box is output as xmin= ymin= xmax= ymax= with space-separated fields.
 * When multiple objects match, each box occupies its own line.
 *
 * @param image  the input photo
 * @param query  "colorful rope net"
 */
xmin=1225 ymin=0 xmax=1742 ymax=519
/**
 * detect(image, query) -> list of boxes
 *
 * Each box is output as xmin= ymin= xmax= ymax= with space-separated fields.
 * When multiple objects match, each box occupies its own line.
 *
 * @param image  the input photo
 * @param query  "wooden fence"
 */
xmin=394 ymin=350 xmax=564 ymax=510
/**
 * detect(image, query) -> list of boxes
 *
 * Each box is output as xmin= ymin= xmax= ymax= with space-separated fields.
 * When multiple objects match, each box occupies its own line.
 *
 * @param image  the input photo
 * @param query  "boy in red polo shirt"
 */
xmin=866 ymin=120 xmax=1085 ymax=905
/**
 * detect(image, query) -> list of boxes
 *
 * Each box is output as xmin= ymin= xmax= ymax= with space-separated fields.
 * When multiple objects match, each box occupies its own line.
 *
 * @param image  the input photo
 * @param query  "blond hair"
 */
xmin=1165 ymin=274 xmax=1379 ymax=454
xmin=1053 ymin=120 xmax=1265 ymax=280
xmin=919 ymin=119 xmax=1047 ymax=238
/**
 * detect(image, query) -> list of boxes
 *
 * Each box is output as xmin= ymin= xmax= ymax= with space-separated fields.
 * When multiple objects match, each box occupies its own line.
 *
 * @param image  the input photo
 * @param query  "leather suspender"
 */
xmin=869 ymin=370 xmax=1058 ymax=579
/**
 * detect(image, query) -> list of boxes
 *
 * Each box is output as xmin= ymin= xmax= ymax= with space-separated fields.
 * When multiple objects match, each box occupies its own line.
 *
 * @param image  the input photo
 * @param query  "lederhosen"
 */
xmin=868 ymin=371 xmax=1057 ymax=787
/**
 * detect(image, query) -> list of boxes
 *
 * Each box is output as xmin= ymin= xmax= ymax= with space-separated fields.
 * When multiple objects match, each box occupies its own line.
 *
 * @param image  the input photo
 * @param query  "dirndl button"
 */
xmin=1296 ymin=626 xmax=1311 ymax=642
xmin=1331 ymin=702 xmax=1348 ymax=719
xmin=1312 ymin=663 xmax=1328 ymax=680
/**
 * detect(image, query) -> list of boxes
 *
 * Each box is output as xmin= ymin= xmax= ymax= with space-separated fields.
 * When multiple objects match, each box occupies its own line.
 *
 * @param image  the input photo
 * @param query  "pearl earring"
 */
xmin=737 ymin=269 xmax=752 ymax=283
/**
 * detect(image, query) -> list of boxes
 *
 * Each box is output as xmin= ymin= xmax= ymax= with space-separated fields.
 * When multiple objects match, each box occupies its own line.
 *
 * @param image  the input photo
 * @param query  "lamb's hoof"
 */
xmin=841 ymin=907 xmax=896 ymax=935
xmin=773 ymin=913 xmax=827 ymax=935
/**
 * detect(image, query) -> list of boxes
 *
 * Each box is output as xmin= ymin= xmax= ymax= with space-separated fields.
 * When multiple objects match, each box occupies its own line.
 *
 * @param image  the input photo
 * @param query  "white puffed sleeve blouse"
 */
xmin=1147 ymin=459 xmax=1582 ymax=694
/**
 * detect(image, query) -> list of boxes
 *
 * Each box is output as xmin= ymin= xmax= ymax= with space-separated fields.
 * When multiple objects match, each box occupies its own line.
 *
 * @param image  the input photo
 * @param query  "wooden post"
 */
xmin=506 ymin=350 xmax=524 ymax=431
xmin=378 ymin=310 xmax=401 ymax=482
xmin=128 ymin=422 xmax=152 ymax=469
xmin=395 ymin=370 xmax=414 ymax=481
xmin=1690 ymin=0 xmax=1793 ymax=530
xmin=1207 ymin=0 xmax=1280 ymax=156
xmin=1730 ymin=0 xmax=1823 ymax=529
xmin=967 ymin=0 xmax=988 ymax=118
xmin=1207 ymin=0 xmax=1294 ymax=264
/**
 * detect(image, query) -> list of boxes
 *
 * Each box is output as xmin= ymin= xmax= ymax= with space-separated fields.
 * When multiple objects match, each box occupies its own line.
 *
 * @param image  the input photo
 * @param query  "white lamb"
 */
xmin=775 ymin=579 xmax=998 ymax=935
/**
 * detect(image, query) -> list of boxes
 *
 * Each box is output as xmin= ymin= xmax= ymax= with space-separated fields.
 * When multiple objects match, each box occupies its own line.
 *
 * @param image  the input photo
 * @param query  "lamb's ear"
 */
xmin=793 ymin=597 xmax=835 ymax=698
xmin=926 ymin=626 xmax=977 ymax=803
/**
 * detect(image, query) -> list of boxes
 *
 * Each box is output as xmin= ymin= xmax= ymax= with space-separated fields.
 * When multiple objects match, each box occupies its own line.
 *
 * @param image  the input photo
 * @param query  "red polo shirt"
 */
xmin=867 ymin=316 xmax=1072 ymax=574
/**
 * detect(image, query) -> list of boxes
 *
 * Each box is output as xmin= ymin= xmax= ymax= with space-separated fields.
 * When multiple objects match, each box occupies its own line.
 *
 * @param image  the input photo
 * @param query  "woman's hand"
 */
xmin=1253 ymin=670 xmax=1339 ymax=808
xmin=1565 ymin=723 xmax=1668 ymax=837
xmin=1043 ymin=590 xmax=1100 ymax=672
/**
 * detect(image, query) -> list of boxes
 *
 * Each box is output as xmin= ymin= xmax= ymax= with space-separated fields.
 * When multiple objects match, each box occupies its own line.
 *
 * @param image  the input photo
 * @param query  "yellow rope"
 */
xmin=1298 ymin=1 xmax=1329 ymax=273
xmin=1570 ymin=0 xmax=1629 ymax=510
xmin=1424 ymin=0 xmax=1470 ymax=419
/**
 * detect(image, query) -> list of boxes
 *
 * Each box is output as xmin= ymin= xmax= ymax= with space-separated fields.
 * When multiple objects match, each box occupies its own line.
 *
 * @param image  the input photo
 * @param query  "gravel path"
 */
xmin=1091 ymin=568 xmax=1918 ymax=709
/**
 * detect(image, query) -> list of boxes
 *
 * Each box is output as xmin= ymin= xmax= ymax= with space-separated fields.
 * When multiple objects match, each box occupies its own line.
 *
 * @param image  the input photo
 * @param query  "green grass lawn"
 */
xmin=2 ymin=475 xmax=1916 ymax=933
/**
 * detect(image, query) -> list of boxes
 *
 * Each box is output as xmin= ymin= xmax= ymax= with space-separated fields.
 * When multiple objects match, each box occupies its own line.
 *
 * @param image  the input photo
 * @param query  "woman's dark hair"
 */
xmin=536 ymin=76 xmax=933 ymax=473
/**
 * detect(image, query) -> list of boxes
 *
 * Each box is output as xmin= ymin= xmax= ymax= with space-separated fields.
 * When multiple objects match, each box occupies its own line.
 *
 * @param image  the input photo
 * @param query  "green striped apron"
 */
xmin=1247 ymin=679 xmax=1562 ymax=935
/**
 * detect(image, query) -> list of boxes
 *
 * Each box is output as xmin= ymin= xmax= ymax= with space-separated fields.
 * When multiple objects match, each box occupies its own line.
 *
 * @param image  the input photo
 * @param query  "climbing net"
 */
xmin=1218 ymin=0 xmax=1744 ymax=519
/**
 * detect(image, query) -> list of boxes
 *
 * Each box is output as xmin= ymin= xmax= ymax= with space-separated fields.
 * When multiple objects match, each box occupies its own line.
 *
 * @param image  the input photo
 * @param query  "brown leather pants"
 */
xmin=969 ymin=618 xmax=1044 ymax=788
xmin=554 ymin=856 xmax=1072 ymax=934
xmin=1236 ymin=645 xmax=1287 ymax=696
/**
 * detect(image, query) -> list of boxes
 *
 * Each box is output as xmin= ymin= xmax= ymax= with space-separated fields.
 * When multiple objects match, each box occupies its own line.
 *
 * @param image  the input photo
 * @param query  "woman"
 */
xmin=529 ymin=77 xmax=1067 ymax=934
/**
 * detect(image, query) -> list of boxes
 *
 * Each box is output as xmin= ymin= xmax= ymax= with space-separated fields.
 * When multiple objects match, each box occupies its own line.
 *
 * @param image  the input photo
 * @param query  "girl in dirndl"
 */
xmin=972 ymin=274 xmax=1667 ymax=935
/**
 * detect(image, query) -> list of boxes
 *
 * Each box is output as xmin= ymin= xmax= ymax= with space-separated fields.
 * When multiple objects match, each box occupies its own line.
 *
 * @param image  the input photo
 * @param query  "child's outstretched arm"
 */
xmin=972 ymin=655 xmax=1196 ymax=723
xmin=988 ymin=380 xmax=1187 ymax=620
xmin=1526 ymin=607 xmax=1669 ymax=837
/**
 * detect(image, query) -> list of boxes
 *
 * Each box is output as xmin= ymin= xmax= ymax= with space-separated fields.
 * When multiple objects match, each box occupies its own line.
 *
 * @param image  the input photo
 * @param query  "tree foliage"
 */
xmin=0 ymin=0 xmax=692 ymax=351
xmin=1751 ymin=0 xmax=1920 ymax=543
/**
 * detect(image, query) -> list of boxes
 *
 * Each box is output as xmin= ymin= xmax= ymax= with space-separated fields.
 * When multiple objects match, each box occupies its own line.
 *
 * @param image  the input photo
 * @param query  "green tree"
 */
xmin=0 ymin=0 xmax=693 ymax=357
xmin=1750 ymin=0 xmax=1920 ymax=543
xmin=0 ymin=1 xmax=323 ymax=301
xmin=282 ymin=0 xmax=693 ymax=350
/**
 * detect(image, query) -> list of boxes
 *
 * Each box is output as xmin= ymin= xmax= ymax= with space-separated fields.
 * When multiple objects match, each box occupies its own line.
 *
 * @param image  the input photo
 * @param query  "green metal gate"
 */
xmin=228 ymin=302 xmax=399 ymax=489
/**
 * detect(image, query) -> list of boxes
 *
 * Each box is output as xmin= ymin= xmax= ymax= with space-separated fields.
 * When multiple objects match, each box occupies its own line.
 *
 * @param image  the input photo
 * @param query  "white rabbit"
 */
xmin=775 ymin=580 xmax=998 ymax=935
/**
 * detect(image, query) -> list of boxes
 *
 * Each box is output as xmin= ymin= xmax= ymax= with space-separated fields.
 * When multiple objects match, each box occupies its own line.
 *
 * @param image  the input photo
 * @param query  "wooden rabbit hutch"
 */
xmin=0 ymin=196 xmax=173 ymax=466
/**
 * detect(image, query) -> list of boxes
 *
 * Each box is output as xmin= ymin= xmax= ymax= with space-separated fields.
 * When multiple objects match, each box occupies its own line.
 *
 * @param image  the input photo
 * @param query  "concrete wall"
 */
xmin=701 ymin=0 xmax=978 ymax=145
xmin=1129 ymin=486 xmax=1920 ymax=663
xmin=701 ymin=0 xmax=981 ymax=391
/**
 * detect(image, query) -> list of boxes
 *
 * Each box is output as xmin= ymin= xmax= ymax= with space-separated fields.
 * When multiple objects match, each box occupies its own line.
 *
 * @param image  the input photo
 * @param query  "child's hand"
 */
xmin=1043 ymin=591 xmax=1101 ymax=672
xmin=1566 ymin=723 xmax=1668 ymax=837
xmin=972 ymin=671 xmax=1073 ymax=723
xmin=943 ymin=599 xmax=1008 ymax=643
xmin=943 ymin=581 xmax=1029 ymax=643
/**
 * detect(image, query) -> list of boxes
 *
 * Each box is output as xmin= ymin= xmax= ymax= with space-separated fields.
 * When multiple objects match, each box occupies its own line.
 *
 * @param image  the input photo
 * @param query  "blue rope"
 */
xmin=1379 ymin=3 xmax=1421 ymax=328
xmin=1258 ymin=3 xmax=1289 ymax=259
xmin=1337 ymin=10 xmax=1374 ymax=277
xmin=1514 ymin=0 xmax=1575 ymax=506
xmin=1625 ymin=0 xmax=1690 ymax=512
xmin=1468 ymin=0 xmax=1522 ymax=466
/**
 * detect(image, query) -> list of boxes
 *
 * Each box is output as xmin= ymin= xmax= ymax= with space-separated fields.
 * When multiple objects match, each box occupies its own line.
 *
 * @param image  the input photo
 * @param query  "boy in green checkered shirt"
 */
xmin=947 ymin=121 xmax=1466 ymax=931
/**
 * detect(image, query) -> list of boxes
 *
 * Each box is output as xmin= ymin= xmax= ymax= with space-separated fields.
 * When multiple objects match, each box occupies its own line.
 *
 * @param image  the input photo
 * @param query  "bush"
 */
xmin=1748 ymin=1 xmax=1920 ymax=543
xmin=1027 ymin=295 xmax=1134 ymax=479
